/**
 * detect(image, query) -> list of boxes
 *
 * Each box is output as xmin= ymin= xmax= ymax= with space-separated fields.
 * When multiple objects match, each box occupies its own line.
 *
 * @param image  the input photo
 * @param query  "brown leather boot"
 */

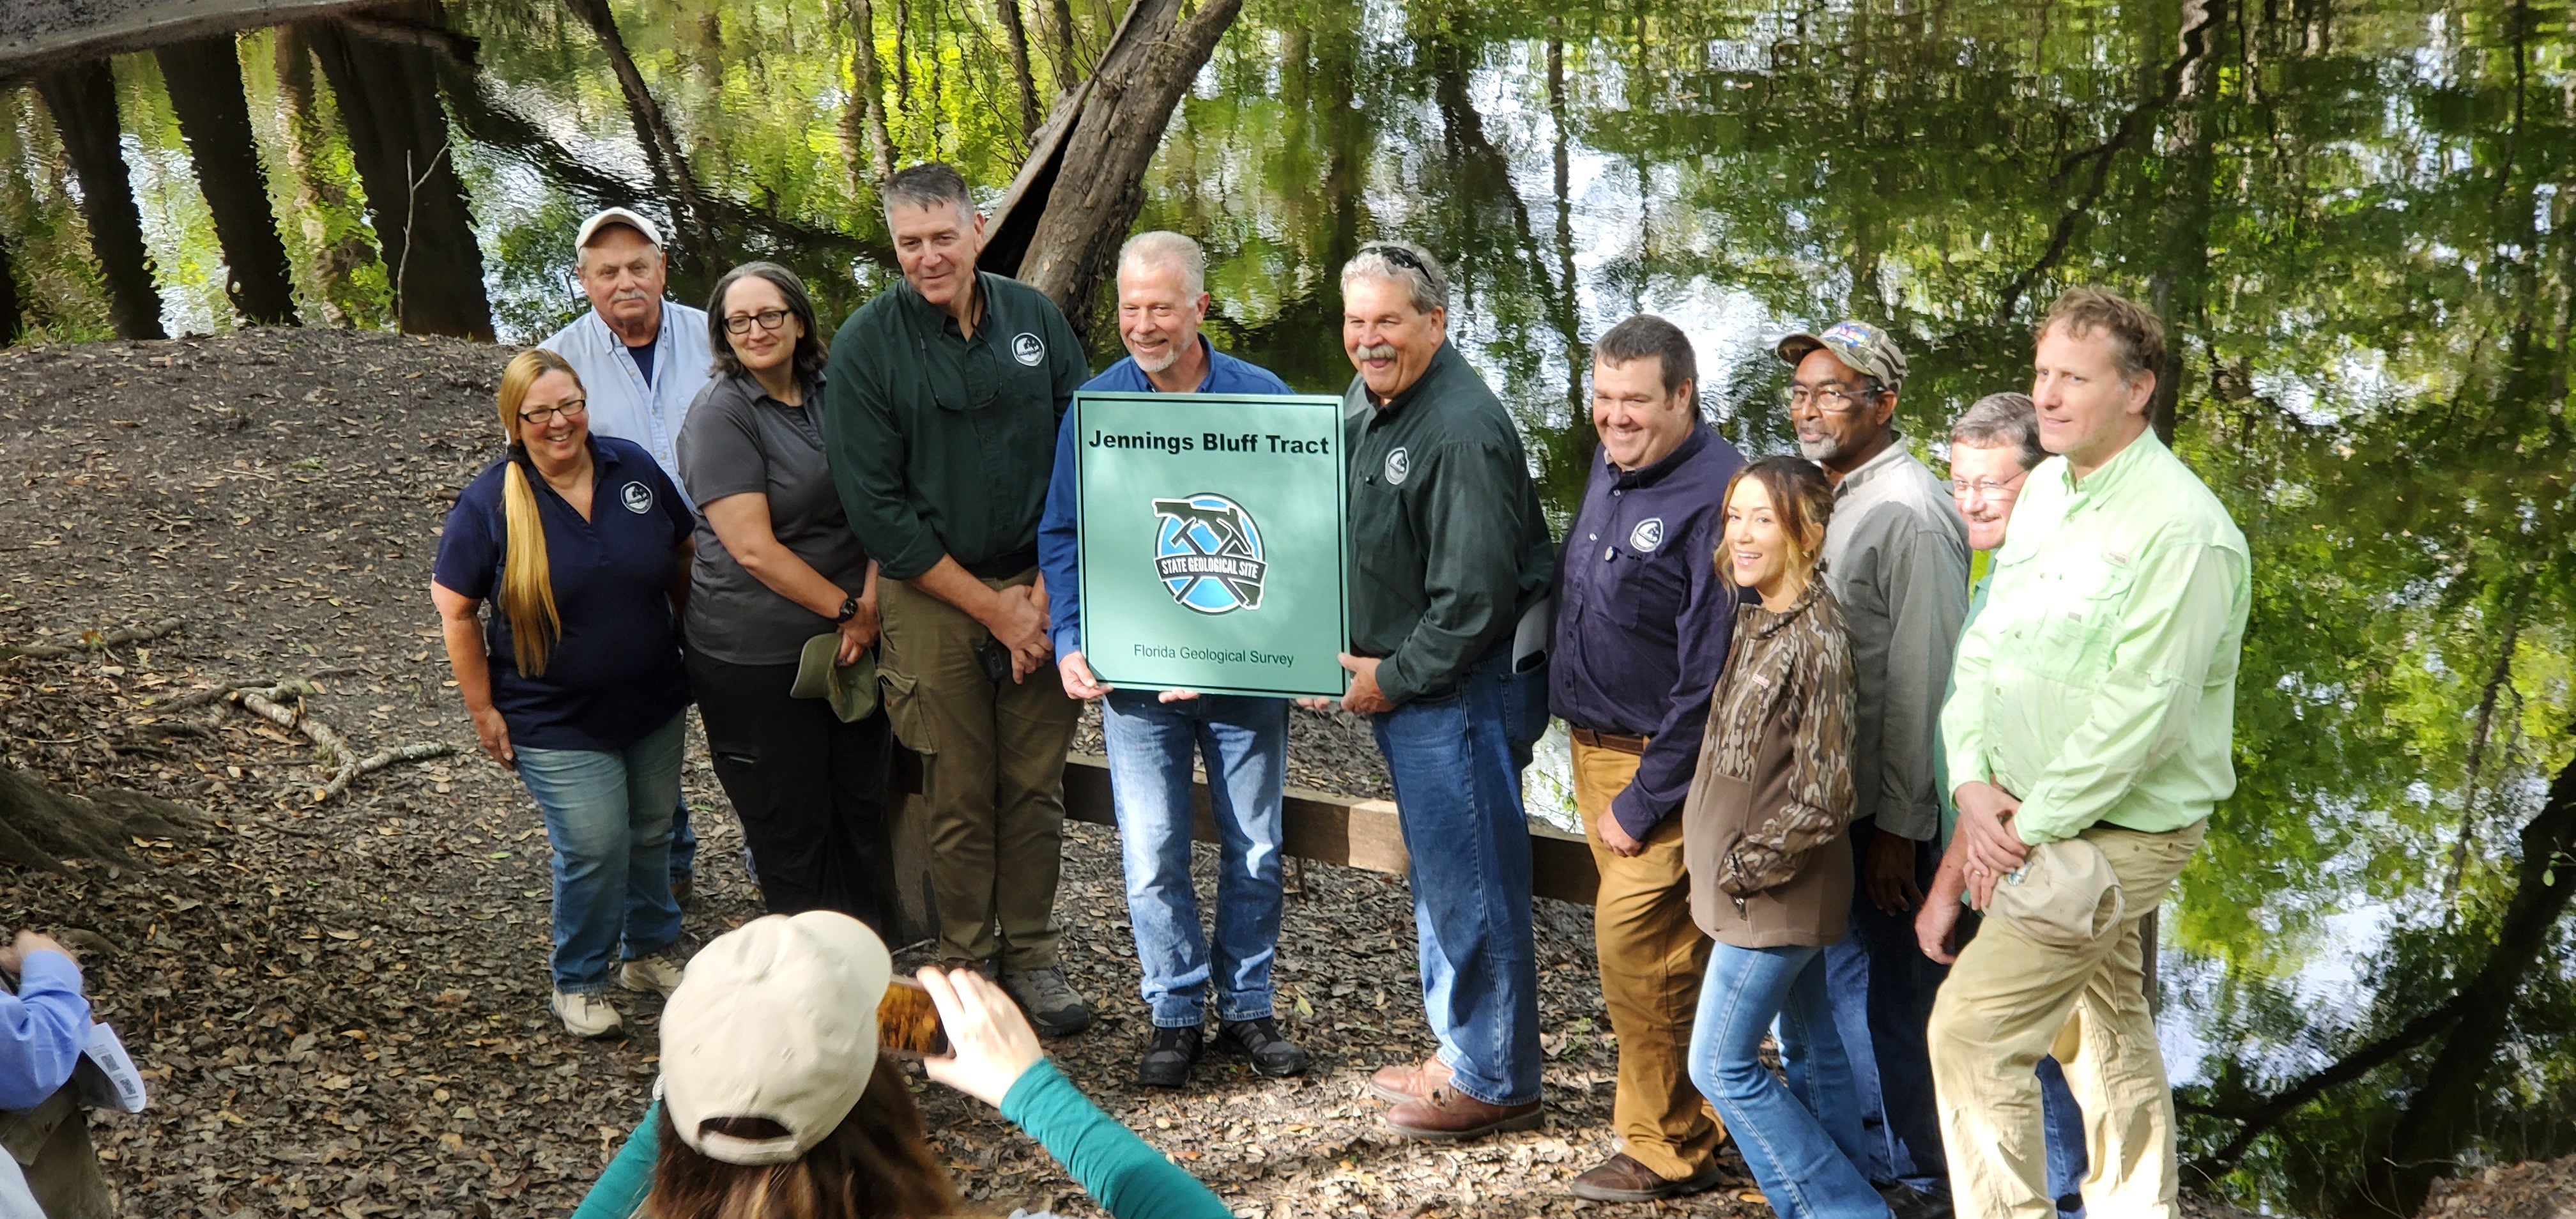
xmin=1567 ymin=1153 xmax=1728 ymax=1202
xmin=1383 ymin=1085 xmax=1542 ymax=1142
xmin=1367 ymin=1055 xmax=1452 ymax=1105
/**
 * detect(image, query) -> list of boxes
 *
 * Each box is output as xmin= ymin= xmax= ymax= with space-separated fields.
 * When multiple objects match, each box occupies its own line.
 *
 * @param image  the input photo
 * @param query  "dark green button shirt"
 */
xmin=825 ymin=271 xmax=1089 ymax=581
xmin=1344 ymin=341 xmax=1555 ymax=705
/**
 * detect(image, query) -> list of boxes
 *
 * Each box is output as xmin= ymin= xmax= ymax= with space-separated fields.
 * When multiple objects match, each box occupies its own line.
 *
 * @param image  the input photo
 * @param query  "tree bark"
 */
xmin=1047 ymin=0 xmax=1077 ymax=82
xmin=563 ymin=0 xmax=716 ymax=285
xmin=302 ymin=6 xmax=494 ymax=340
xmin=996 ymin=0 xmax=1041 ymax=139
xmin=2147 ymin=0 xmax=2222 ymax=444
xmin=34 ymin=61 xmax=167 ymax=341
xmin=0 ymin=233 xmax=22 ymax=346
xmin=155 ymin=35 xmax=299 ymax=326
xmin=1005 ymin=0 xmax=1243 ymax=341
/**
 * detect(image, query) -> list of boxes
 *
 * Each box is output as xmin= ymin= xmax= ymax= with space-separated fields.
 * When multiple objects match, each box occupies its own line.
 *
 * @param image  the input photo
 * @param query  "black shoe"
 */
xmin=1214 ymin=1015 xmax=1309 ymax=1077
xmin=1136 ymin=1024 xmax=1202 ymax=1089
xmin=1880 ymin=1183 xmax=1954 ymax=1219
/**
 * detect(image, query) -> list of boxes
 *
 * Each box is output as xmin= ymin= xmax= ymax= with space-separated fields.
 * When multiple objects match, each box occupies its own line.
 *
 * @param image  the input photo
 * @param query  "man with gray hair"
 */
xmin=1036 ymin=231 xmax=1310 ymax=1088
xmin=1304 ymin=240 xmax=1556 ymax=1141
xmin=539 ymin=206 xmax=715 ymax=910
xmin=825 ymin=162 xmax=1094 ymax=1036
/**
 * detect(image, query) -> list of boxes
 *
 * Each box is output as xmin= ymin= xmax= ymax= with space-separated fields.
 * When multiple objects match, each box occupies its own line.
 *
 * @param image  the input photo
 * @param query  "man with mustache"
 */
xmin=1307 ymin=240 xmax=1556 ymax=1141
xmin=1036 ymin=231 xmax=1309 ymax=1089
xmin=824 ymin=164 xmax=1095 ymax=1038
xmin=539 ymin=207 xmax=716 ymax=908
xmin=1777 ymin=318 xmax=1970 ymax=1216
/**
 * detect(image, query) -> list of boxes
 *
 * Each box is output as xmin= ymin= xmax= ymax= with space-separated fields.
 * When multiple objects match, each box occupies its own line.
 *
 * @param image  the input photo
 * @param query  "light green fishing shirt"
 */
xmin=1939 ymin=429 xmax=2251 ymax=845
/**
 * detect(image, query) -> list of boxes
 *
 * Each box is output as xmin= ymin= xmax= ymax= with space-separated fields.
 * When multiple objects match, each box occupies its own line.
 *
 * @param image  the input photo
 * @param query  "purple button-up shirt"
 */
xmin=1548 ymin=425 xmax=1747 ymax=839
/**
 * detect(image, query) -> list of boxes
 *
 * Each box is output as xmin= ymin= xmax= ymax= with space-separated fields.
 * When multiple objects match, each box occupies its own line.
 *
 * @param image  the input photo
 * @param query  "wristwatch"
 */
xmin=834 ymin=594 xmax=860 ymax=625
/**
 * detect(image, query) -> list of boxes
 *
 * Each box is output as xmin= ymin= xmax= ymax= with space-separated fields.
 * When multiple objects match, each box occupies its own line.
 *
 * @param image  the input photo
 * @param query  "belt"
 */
xmin=962 ymin=544 xmax=1041 ymax=581
xmin=1570 ymin=726 xmax=1648 ymax=755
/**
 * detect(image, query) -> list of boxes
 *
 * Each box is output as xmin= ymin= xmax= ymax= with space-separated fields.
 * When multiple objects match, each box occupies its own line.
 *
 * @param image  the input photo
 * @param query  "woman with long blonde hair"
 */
xmin=431 ymin=348 xmax=698 ymax=1039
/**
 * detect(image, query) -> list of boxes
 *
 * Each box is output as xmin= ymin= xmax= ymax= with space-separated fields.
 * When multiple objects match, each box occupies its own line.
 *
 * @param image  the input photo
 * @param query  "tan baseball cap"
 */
xmin=574 ymin=206 xmax=664 ymax=254
xmin=660 ymin=912 xmax=891 ymax=1165
xmin=1775 ymin=319 xmax=1908 ymax=394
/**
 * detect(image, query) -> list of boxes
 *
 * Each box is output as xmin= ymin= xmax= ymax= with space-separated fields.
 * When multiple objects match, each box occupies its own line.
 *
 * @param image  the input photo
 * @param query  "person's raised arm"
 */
xmin=0 ymin=931 xmax=89 ymax=1110
xmin=918 ymin=968 xmax=1231 ymax=1219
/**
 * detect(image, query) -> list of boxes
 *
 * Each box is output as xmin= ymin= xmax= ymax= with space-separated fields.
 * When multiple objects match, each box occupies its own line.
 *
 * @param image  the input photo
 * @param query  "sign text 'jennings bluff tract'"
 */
xmin=1074 ymin=392 xmax=1350 ymax=699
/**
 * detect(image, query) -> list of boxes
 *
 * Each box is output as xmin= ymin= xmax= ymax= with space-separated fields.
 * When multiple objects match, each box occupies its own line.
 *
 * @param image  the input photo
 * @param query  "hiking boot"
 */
xmin=999 ymin=965 xmax=1094 ymax=1038
xmin=618 ymin=948 xmax=688 ymax=998
xmin=551 ymin=990 xmax=624 ymax=1039
xmin=1881 ymin=1183 xmax=1956 ymax=1219
xmin=1568 ymin=1153 xmax=1726 ymax=1202
xmin=1367 ymin=1055 xmax=1452 ymax=1105
xmin=1215 ymin=1016 xmax=1308 ymax=1077
xmin=1384 ymin=1085 xmax=1542 ymax=1142
xmin=1135 ymin=1024 xmax=1202 ymax=1089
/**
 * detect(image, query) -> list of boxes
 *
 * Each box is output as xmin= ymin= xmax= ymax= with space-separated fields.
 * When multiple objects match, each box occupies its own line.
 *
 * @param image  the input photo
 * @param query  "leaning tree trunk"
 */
xmin=303 ymin=4 xmax=494 ymax=340
xmin=997 ymin=0 xmax=1241 ymax=342
xmin=0 ymin=767 xmax=202 ymax=875
xmin=156 ymin=34 xmax=300 ymax=326
xmin=34 ymin=60 xmax=166 ymax=341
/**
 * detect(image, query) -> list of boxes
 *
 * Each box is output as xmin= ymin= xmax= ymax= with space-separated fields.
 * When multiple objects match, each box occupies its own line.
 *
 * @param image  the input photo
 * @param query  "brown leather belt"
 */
xmin=1569 ymin=726 xmax=1648 ymax=755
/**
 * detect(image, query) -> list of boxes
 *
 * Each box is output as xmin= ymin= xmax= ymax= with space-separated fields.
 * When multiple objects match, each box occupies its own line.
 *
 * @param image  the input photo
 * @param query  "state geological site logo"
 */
xmin=1151 ymin=493 xmax=1266 ymax=614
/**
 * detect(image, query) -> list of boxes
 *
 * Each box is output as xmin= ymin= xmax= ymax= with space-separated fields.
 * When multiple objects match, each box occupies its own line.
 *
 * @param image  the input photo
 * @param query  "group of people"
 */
xmin=404 ymin=157 xmax=2248 ymax=1219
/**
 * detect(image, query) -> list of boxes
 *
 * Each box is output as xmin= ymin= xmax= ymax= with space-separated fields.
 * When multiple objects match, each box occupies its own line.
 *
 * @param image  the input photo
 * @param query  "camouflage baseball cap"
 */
xmin=1775 ymin=319 xmax=1908 ymax=394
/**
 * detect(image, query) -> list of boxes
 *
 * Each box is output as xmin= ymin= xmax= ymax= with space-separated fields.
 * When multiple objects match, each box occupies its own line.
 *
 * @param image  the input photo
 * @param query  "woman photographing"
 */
xmin=677 ymin=262 xmax=891 ymax=926
xmin=431 ymin=349 xmax=695 ymax=1040
xmin=1680 ymin=456 xmax=1882 ymax=1218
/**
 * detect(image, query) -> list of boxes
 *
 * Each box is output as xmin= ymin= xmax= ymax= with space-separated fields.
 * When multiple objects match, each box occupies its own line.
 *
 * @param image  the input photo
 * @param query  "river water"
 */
xmin=4 ymin=1 xmax=2572 ymax=1211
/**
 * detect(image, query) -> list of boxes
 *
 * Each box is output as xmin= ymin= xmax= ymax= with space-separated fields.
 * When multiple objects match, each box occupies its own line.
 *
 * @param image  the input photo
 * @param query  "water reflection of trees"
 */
xmin=1 ymin=1 xmax=2572 ymax=1211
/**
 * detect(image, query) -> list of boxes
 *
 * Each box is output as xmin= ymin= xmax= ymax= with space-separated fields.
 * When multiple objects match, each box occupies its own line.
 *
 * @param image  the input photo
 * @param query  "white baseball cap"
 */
xmin=659 ymin=912 xmax=891 ymax=1165
xmin=573 ymin=206 xmax=665 ymax=254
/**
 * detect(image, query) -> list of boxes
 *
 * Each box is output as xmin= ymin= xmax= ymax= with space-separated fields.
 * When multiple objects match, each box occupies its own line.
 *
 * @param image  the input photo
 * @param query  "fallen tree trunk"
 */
xmin=0 ymin=767 xmax=203 ymax=873
xmin=0 ymin=617 xmax=185 ymax=661
xmin=227 ymin=678 xmax=453 ymax=804
xmin=986 ymin=0 xmax=1243 ymax=342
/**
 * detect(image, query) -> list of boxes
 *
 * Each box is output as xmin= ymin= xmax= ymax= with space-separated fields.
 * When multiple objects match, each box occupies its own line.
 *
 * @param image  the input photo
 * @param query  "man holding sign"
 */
xmin=1038 ymin=233 xmax=1311 ymax=1089
xmin=1315 ymin=241 xmax=1558 ymax=1142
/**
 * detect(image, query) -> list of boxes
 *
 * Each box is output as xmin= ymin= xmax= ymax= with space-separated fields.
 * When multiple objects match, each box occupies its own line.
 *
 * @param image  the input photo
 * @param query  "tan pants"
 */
xmin=878 ymin=569 xmax=1083 ymax=969
xmin=1928 ymin=820 xmax=2207 ymax=1218
xmin=1575 ymin=739 xmax=1726 ymax=1182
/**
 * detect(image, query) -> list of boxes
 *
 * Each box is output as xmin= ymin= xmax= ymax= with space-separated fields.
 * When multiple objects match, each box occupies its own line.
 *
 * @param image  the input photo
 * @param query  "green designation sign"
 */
xmin=1075 ymin=390 xmax=1350 ymax=699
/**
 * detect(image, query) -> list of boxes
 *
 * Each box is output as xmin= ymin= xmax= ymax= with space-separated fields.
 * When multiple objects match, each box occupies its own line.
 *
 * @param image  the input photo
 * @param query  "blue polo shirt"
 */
xmin=1547 ymin=425 xmax=1747 ymax=839
xmin=433 ymin=436 xmax=694 ymax=752
xmin=1038 ymin=337 xmax=1295 ymax=657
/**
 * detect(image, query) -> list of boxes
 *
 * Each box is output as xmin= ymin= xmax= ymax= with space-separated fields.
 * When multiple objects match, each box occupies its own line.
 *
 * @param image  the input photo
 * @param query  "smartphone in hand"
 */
xmin=878 ymin=976 xmax=951 ymax=1058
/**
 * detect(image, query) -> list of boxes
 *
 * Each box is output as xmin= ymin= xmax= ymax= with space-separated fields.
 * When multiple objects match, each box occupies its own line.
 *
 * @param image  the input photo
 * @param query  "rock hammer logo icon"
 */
xmin=1151 ymin=493 xmax=1267 ymax=614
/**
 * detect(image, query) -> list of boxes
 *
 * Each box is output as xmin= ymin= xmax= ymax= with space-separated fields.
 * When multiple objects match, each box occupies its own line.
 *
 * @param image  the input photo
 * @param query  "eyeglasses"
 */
xmin=1784 ymin=383 xmax=1878 ymax=414
xmin=519 ymin=399 xmax=589 ymax=426
xmin=1361 ymin=243 xmax=1427 ymax=274
xmin=724 ymin=309 xmax=794 ymax=335
xmin=1950 ymin=471 xmax=2030 ymax=498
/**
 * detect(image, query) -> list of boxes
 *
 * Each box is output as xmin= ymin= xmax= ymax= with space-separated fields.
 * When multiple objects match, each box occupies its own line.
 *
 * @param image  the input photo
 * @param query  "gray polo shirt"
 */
xmin=677 ymin=371 xmax=871 ymax=666
xmin=1818 ymin=433 xmax=1969 ymax=842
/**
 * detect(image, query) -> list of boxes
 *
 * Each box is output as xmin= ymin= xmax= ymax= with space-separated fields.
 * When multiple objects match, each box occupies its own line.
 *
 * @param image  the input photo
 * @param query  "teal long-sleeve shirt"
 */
xmin=567 ymin=1059 xmax=1230 ymax=1219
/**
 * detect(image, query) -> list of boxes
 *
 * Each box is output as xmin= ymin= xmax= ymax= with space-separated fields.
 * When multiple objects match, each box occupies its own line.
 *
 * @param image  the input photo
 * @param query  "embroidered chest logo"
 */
xmin=620 ymin=481 xmax=654 ymax=514
xmin=1384 ymin=447 xmax=1411 ymax=485
xmin=1151 ymin=493 xmax=1267 ymax=615
xmin=1011 ymin=332 xmax=1046 ymax=366
xmin=1629 ymin=518 xmax=1666 ymax=552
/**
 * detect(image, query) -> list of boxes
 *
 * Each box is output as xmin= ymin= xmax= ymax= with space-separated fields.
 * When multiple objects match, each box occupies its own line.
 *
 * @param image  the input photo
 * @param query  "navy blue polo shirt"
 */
xmin=433 ymin=436 xmax=694 ymax=752
xmin=1036 ymin=337 xmax=1296 ymax=656
xmin=1548 ymin=425 xmax=1747 ymax=839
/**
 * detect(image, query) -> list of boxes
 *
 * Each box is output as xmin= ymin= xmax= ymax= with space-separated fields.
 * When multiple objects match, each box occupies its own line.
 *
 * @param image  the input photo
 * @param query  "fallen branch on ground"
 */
xmin=227 ymin=678 xmax=454 ymax=804
xmin=0 ymin=617 xmax=186 ymax=661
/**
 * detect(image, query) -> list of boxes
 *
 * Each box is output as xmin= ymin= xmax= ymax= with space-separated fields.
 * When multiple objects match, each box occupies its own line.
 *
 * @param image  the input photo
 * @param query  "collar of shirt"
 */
xmin=1744 ymin=576 xmax=1827 ymax=638
xmin=1370 ymin=339 xmax=1460 ymax=418
xmin=574 ymin=302 xmax=678 ymax=360
xmin=2056 ymin=425 xmax=2165 ymax=507
xmin=894 ymin=270 xmax=991 ymax=338
xmin=1606 ymin=425 xmax=1710 ymax=489
xmin=1830 ymin=426 xmax=1915 ymax=500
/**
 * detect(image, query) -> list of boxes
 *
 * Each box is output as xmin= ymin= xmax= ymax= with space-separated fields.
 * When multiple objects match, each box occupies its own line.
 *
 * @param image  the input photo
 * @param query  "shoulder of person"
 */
xmin=664 ymin=300 xmax=711 ymax=328
xmin=1079 ymin=357 xmax=1142 ymax=393
xmin=1212 ymin=349 xmax=1294 ymax=394
xmin=2140 ymin=446 xmax=2251 ymax=554
xmin=682 ymin=371 xmax=755 ymax=418
xmin=453 ymin=456 xmax=516 ymax=508
xmin=535 ymin=312 xmax=588 ymax=354
xmin=594 ymin=434 xmax=663 ymax=471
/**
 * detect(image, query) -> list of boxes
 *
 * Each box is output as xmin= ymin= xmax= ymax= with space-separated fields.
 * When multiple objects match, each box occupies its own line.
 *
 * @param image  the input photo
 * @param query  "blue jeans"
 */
xmin=669 ymin=797 xmax=696 ymax=882
xmin=1826 ymin=816 xmax=1950 ymax=1193
xmin=1369 ymin=650 xmax=1550 ymax=1107
xmin=1689 ymin=943 xmax=1890 ymax=1219
xmin=1102 ymin=690 xmax=1288 ymax=1027
xmin=516 ymin=712 xmax=687 ymax=993
xmin=2037 ymin=1055 xmax=2089 ymax=1216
